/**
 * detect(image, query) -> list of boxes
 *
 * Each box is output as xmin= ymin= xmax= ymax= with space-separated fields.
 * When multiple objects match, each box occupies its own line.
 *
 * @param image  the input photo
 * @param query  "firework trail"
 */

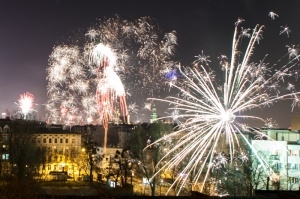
xmin=147 ymin=19 xmax=300 ymax=195
xmin=15 ymin=92 xmax=36 ymax=120
xmin=46 ymin=15 xmax=177 ymax=125
xmin=90 ymin=43 xmax=128 ymax=153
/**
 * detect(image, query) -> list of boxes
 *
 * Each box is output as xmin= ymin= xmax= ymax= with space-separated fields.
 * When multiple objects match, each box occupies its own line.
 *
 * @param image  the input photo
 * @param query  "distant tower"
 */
xmin=150 ymin=104 xmax=158 ymax=123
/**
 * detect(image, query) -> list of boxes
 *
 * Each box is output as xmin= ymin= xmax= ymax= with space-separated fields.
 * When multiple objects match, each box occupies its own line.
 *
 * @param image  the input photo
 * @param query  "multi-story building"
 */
xmin=0 ymin=118 xmax=136 ymax=182
xmin=0 ymin=117 xmax=11 ymax=176
xmin=251 ymin=127 xmax=300 ymax=191
xmin=35 ymin=124 xmax=82 ymax=179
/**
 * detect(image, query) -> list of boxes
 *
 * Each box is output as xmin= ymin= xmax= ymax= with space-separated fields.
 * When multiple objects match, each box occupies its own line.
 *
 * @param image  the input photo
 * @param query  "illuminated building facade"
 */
xmin=0 ymin=118 xmax=11 ymax=176
xmin=251 ymin=128 xmax=300 ymax=191
xmin=34 ymin=125 xmax=82 ymax=179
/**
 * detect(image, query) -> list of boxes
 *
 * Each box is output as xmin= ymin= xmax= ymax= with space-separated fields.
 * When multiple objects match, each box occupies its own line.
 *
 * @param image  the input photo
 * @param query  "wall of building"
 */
xmin=252 ymin=128 xmax=300 ymax=191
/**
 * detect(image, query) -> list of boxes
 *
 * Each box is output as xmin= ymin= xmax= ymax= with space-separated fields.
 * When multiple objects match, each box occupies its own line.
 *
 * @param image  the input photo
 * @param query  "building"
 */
xmin=34 ymin=124 xmax=82 ymax=179
xmin=0 ymin=117 xmax=12 ymax=176
xmin=251 ymin=128 xmax=300 ymax=191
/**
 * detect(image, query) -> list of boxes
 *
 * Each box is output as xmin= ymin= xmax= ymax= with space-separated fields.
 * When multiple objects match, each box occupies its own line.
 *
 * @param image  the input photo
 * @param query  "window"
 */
xmin=49 ymin=138 xmax=52 ymax=143
xmin=54 ymin=138 xmax=57 ymax=143
xmin=291 ymin=150 xmax=298 ymax=156
xmin=43 ymin=138 xmax=46 ymax=143
xmin=47 ymin=164 xmax=51 ymax=171
xmin=270 ymin=155 xmax=280 ymax=160
xmin=3 ymin=125 xmax=9 ymax=132
xmin=60 ymin=138 xmax=63 ymax=143
xmin=65 ymin=138 xmax=68 ymax=144
xmin=290 ymin=177 xmax=299 ymax=184
xmin=2 ymin=154 xmax=9 ymax=160
xmin=2 ymin=154 xmax=8 ymax=160
xmin=72 ymin=139 xmax=75 ymax=144
xmin=277 ymin=162 xmax=282 ymax=170
xmin=291 ymin=164 xmax=299 ymax=170
xmin=275 ymin=149 xmax=282 ymax=156
xmin=3 ymin=135 xmax=9 ymax=142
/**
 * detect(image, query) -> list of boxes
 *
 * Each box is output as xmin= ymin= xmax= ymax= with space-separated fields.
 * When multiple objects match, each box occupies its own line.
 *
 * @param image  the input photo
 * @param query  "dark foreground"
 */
xmin=0 ymin=179 xmax=299 ymax=199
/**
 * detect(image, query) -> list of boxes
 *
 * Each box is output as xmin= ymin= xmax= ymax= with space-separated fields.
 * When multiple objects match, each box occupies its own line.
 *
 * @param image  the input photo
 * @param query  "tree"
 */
xmin=82 ymin=134 xmax=103 ymax=182
xmin=9 ymin=120 xmax=45 ymax=179
xmin=127 ymin=121 xmax=173 ymax=196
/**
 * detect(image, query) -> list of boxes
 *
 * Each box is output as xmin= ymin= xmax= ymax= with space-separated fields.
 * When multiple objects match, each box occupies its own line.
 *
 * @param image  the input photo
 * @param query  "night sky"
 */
xmin=1 ymin=0 xmax=300 ymax=127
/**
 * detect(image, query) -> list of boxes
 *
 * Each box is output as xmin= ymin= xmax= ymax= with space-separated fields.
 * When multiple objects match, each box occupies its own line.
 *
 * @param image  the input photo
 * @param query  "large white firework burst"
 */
xmin=148 ymin=19 xmax=300 ymax=195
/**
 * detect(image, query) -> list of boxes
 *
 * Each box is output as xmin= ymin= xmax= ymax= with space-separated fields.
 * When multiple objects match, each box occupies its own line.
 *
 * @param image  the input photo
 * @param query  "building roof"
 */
xmin=36 ymin=126 xmax=81 ymax=135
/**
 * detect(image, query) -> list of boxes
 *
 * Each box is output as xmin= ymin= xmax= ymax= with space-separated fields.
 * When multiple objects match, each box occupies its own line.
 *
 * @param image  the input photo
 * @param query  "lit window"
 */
xmin=2 ymin=154 xmax=9 ymax=160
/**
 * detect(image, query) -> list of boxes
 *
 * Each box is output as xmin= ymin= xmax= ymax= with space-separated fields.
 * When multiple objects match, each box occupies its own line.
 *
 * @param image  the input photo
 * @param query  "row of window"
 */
xmin=46 ymin=164 xmax=71 ymax=171
xmin=47 ymin=154 xmax=76 ymax=162
xmin=271 ymin=149 xmax=300 ymax=157
xmin=290 ymin=177 xmax=300 ymax=184
xmin=34 ymin=138 xmax=76 ymax=144
xmin=42 ymin=146 xmax=78 ymax=153
xmin=288 ymin=150 xmax=300 ymax=156
xmin=276 ymin=163 xmax=300 ymax=170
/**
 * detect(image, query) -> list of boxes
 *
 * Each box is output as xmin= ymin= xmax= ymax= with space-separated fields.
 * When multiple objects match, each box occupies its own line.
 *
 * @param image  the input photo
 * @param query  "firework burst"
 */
xmin=46 ymin=15 xmax=177 ymax=125
xmin=148 ymin=19 xmax=300 ymax=195
xmin=15 ymin=92 xmax=37 ymax=120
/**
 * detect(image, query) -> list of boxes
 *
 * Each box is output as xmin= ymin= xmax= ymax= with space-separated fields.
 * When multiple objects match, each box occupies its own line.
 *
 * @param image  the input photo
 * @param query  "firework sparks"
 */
xmin=91 ymin=43 xmax=128 ymax=153
xmin=90 ymin=43 xmax=128 ymax=127
xmin=15 ymin=92 xmax=36 ymax=119
xmin=46 ymin=15 xmax=177 ymax=125
xmin=147 ymin=19 xmax=300 ymax=195
xmin=279 ymin=25 xmax=291 ymax=37
xmin=268 ymin=11 xmax=279 ymax=20
xmin=128 ymin=102 xmax=139 ymax=122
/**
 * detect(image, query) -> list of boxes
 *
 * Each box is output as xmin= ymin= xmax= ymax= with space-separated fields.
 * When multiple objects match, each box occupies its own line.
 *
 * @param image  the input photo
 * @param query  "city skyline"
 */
xmin=1 ymin=0 xmax=300 ymax=127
